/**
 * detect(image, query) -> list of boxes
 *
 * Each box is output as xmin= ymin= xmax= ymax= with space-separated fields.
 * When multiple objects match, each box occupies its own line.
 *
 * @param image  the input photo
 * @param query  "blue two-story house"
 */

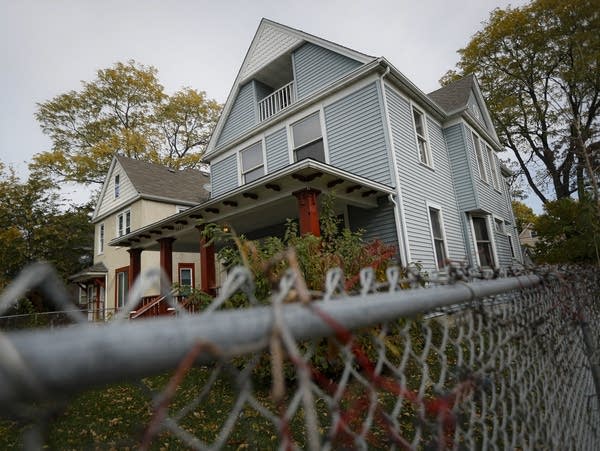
xmin=109 ymin=19 xmax=522 ymax=296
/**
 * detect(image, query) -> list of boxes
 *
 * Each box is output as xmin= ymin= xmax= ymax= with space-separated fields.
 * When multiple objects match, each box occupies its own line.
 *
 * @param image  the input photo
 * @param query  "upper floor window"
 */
xmin=98 ymin=223 xmax=105 ymax=254
xmin=472 ymin=216 xmax=495 ymax=268
xmin=241 ymin=142 xmax=264 ymax=183
xmin=494 ymin=218 xmax=504 ymax=233
xmin=117 ymin=210 xmax=131 ymax=237
xmin=429 ymin=207 xmax=448 ymax=269
xmin=114 ymin=174 xmax=120 ymax=198
xmin=487 ymin=145 xmax=500 ymax=190
xmin=472 ymin=132 xmax=487 ymax=182
xmin=292 ymin=112 xmax=325 ymax=163
xmin=412 ymin=108 xmax=432 ymax=167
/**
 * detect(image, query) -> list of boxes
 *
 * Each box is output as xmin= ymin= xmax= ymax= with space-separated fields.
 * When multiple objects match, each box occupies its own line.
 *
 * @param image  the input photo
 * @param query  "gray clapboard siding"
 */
xmin=265 ymin=128 xmax=289 ymax=173
xmin=216 ymin=82 xmax=257 ymax=149
xmin=293 ymin=43 xmax=362 ymax=100
xmin=385 ymin=84 xmax=466 ymax=270
xmin=324 ymin=82 xmax=391 ymax=186
xmin=445 ymin=124 xmax=477 ymax=211
xmin=348 ymin=203 xmax=398 ymax=252
xmin=210 ymin=154 xmax=238 ymax=197
xmin=495 ymin=232 xmax=512 ymax=267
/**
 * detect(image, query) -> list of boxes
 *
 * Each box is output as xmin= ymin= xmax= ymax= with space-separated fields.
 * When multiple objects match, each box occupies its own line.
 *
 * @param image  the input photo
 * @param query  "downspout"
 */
xmin=379 ymin=65 xmax=411 ymax=266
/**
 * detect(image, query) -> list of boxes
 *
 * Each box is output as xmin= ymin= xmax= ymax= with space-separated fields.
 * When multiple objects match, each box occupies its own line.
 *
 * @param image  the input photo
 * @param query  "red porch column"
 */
xmin=293 ymin=188 xmax=321 ymax=236
xmin=197 ymin=225 xmax=217 ymax=296
xmin=158 ymin=237 xmax=175 ymax=291
xmin=127 ymin=248 xmax=142 ymax=288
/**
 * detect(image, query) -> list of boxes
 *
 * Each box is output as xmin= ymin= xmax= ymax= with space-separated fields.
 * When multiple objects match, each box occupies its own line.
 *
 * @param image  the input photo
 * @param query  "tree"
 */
xmin=442 ymin=0 xmax=600 ymax=205
xmin=0 ymin=163 xmax=93 ymax=292
xmin=32 ymin=60 xmax=221 ymax=185
xmin=533 ymin=197 xmax=600 ymax=264
xmin=512 ymin=200 xmax=537 ymax=233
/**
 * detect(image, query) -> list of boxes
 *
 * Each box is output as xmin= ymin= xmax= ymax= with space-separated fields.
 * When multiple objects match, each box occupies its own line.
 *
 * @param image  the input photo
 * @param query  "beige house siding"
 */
xmin=96 ymin=163 xmax=138 ymax=218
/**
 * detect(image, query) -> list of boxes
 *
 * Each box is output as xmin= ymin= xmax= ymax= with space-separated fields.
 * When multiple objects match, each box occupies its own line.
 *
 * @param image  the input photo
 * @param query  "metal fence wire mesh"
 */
xmin=0 ymin=262 xmax=599 ymax=449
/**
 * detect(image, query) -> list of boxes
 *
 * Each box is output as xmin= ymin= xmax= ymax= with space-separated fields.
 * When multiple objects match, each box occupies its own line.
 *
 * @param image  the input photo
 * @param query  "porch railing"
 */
xmin=257 ymin=80 xmax=295 ymax=122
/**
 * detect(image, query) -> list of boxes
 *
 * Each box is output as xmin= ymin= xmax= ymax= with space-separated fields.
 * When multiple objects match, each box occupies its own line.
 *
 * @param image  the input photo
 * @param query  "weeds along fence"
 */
xmin=0 ymin=262 xmax=599 ymax=449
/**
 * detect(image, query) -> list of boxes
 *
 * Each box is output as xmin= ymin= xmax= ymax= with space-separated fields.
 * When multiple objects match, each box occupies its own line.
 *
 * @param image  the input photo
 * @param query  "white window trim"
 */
xmin=98 ymin=223 xmax=105 ymax=255
xmin=411 ymin=105 xmax=433 ymax=169
xmin=238 ymin=140 xmax=266 ymax=185
xmin=176 ymin=205 xmax=190 ymax=213
xmin=116 ymin=209 xmax=131 ymax=237
xmin=469 ymin=214 xmax=499 ymax=268
xmin=426 ymin=201 xmax=449 ymax=270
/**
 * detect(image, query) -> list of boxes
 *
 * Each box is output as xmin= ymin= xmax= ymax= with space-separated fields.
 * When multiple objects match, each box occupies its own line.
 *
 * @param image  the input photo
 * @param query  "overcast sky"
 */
xmin=0 ymin=0 xmax=535 ymax=207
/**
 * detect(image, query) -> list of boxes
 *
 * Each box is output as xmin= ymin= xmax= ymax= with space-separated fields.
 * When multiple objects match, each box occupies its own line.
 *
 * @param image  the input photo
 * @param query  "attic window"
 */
xmin=115 ymin=174 xmax=120 ymax=198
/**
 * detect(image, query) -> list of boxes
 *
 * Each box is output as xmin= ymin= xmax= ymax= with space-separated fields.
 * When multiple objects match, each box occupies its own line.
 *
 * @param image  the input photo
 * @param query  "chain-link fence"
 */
xmin=0 ymin=262 xmax=598 ymax=449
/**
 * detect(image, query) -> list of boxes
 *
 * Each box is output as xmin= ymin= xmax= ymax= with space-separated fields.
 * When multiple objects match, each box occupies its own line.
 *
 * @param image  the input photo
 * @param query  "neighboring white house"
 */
xmin=70 ymin=155 xmax=210 ymax=319
xmin=89 ymin=19 xmax=522 ymax=319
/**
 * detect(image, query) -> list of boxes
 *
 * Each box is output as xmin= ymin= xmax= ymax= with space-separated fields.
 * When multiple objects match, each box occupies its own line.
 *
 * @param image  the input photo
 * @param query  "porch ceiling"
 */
xmin=108 ymin=159 xmax=395 ymax=252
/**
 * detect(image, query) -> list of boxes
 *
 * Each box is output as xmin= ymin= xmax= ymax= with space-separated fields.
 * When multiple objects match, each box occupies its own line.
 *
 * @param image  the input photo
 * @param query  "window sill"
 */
xmin=418 ymin=162 xmax=435 ymax=173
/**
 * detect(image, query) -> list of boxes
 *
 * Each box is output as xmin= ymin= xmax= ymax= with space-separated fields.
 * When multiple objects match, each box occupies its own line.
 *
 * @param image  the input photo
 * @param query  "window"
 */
xmin=494 ymin=218 xmax=504 ymax=233
xmin=98 ymin=223 xmax=105 ymax=254
xmin=241 ymin=142 xmax=264 ymax=183
xmin=292 ymin=112 xmax=325 ymax=162
xmin=176 ymin=206 xmax=189 ymax=213
xmin=507 ymin=232 xmax=516 ymax=258
xmin=178 ymin=263 xmax=195 ymax=295
xmin=413 ymin=108 xmax=432 ymax=166
xmin=472 ymin=132 xmax=487 ymax=182
xmin=429 ymin=207 xmax=448 ymax=269
xmin=472 ymin=216 xmax=495 ymax=268
xmin=487 ymin=146 xmax=500 ymax=190
xmin=115 ymin=267 xmax=129 ymax=309
xmin=117 ymin=210 xmax=131 ymax=236
xmin=114 ymin=174 xmax=120 ymax=198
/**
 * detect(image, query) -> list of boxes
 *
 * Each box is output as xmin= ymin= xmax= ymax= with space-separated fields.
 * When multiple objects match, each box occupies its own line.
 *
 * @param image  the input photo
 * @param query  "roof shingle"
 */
xmin=116 ymin=156 xmax=210 ymax=204
xmin=427 ymin=74 xmax=475 ymax=114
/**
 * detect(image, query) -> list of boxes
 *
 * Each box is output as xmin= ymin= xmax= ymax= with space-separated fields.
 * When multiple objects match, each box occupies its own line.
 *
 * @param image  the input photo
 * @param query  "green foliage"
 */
xmin=533 ymin=197 xmax=600 ymax=264
xmin=512 ymin=200 xmax=537 ymax=233
xmin=0 ymin=163 xmax=93 ymax=294
xmin=33 ymin=60 xmax=221 ymax=186
xmin=445 ymin=0 xmax=600 ymax=204
xmin=204 ymin=195 xmax=398 ymax=303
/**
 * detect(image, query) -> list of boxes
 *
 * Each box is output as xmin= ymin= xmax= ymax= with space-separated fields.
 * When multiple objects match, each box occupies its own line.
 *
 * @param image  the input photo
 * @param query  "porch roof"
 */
xmin=108 ymin=159 xmax=395 ymax=252
xmin=68 ymin=262 xmax=108 ymax=283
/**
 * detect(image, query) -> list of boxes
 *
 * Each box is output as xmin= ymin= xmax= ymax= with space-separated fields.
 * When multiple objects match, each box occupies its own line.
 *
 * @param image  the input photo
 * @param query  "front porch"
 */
xmin=109 ymin=159 xmax=396 ymax=317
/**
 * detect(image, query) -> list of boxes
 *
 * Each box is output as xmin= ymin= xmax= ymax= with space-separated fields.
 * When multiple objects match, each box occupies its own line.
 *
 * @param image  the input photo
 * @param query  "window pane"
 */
xmin=118 ymin=214 xmax=124 ymax=236
xmin=295 ymin=139 xmax=325 ymax=162
xmin=429 ymin=209 xmax=442 ymax=237
xmin=473 ymin=133 xmax=486 ymax=181
xmin=292 ymin=113 xmax=321 ymax=148
xmin=418 ymin=138 xmax=429 ymax=165
xmin=125 ymin=211 xmax=131 ymax=234
xmin=434 ymin=239 xmax=447 ymax=268
xmin=472 ymin=217 xmax=489 ymax=241
xmin=244 ymin=166 xmax=264 ymax=183
xmin=241 ymin=143 xmax=263 ymax=171
xmin=478 ymin=243 xmax=494 ymax=267
xmin=413 ymin=109 xmax=424 ymax=136
xmin=180 ymin=268 xmax=192 ymax=286
xmin=117 ymin=271 xmax=128 ymax=308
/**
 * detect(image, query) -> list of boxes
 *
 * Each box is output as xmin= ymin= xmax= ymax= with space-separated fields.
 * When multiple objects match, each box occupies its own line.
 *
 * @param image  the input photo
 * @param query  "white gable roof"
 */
xmin=205 ymin=18 xmax=375 ymax=158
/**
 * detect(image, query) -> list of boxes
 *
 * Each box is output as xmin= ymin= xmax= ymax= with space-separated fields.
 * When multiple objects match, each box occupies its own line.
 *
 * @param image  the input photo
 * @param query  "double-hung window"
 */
xmin=472 ymin=132 xmax=487 ymax=182
xmin=413 ymin=108 xmax=432 ymax=166
xmin=114 ymin=174 xmax=120 ymax=198
xmin=291 ymin=112 xmax=325 ymax=162
xmin=98 ymin=223 xmax=105 ymax=254
xmin=241 ymin=142 xmax=264 ymax=183
xmin=178 ymin=263 xmax=195 ymax=296
xmin=429 ymin=207 xmax=448 ymax=269
xmin=472 ymin=216 xmax=495 ymax=268
xmin=487 ymin=146 xmax=500 ymax=190
xmin=117 ymin=210 xmax=131 ymax=237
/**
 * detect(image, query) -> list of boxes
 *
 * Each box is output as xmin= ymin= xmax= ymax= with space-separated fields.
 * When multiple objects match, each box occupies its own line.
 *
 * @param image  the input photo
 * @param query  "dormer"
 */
xmin=206 ymin=19 xmax=373 ymax=160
